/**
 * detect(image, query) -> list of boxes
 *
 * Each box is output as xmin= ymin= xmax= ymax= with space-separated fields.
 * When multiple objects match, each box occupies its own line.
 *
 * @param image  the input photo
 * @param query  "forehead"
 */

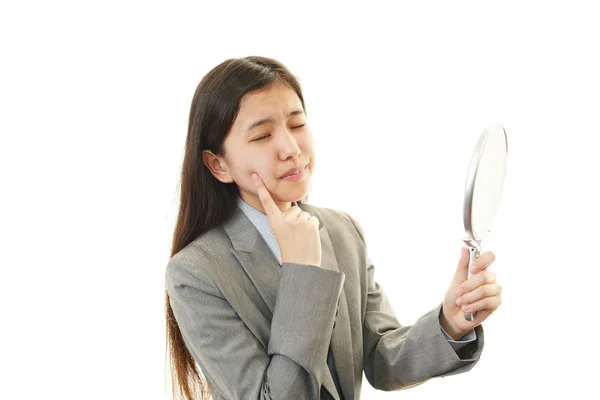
xmin=237 ymin=82 xmax=302 ymax=119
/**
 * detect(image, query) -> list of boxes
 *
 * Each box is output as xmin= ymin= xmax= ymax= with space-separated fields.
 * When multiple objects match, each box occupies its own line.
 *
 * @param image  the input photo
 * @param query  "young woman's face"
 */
xmin=203 ymin=80 xmax=315 ymax=214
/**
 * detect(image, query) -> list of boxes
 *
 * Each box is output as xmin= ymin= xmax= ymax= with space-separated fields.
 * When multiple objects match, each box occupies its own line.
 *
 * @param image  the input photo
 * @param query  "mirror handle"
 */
xmin=464 ymin=246 xmax=479 ymax=321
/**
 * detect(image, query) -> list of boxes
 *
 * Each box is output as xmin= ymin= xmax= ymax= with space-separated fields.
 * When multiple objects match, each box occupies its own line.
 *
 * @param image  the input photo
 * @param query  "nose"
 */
xmin=277 ymin=128 xmax=301 ymax=160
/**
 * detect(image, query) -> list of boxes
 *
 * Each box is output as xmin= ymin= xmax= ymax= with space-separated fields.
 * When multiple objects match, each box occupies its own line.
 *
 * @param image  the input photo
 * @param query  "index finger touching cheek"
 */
xmin=251 ymin=173 xmax=280 ymax=218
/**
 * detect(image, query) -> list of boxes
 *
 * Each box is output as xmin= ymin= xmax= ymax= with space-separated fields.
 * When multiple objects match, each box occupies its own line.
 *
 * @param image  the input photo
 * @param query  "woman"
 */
xmin=165 ymin=56 xmax=502 ymax=400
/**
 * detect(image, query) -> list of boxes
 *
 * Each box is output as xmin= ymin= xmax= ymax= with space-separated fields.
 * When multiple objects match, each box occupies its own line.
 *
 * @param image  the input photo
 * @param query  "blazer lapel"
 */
xmin=223 ymin=205 xmax=281 ymax=316
xmin=315 ymin=208 xmax=355 ymax=400
xmin=222 ymin=202 xmax=355 ymax=400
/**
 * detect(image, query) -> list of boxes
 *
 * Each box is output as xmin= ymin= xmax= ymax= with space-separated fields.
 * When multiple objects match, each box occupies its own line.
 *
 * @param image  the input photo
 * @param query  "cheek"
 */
xmin=301 ymin=137 xmax=315 ymax=164
xmin=299 ymin=136 xmax=315 ymax=161
xmin=254 ymin=159 xmax=276 ymax=183
xmin=240 ymin=157 xmax=276 ymax=185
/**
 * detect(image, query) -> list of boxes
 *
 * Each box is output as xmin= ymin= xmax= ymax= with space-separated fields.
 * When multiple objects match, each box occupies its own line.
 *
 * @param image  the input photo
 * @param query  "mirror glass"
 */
xmin=466 ymin=125 xmax=508 ymax=242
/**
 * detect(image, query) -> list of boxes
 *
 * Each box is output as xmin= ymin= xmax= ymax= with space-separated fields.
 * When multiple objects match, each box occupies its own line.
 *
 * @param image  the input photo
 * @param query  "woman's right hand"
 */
xmin=252 ymin=173 xmax=322 ymax=267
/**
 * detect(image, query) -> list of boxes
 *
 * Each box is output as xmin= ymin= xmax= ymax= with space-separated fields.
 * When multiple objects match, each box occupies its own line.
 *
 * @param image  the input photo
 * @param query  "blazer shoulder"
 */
xmin=174 ymin=223 xmax=233 ymax=260
xmin=165 ymin=227 xmax=230 ymax=296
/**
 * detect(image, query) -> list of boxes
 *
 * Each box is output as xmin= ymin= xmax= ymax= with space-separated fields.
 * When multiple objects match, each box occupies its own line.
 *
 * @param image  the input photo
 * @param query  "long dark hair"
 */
xmin=165 ymin=56 xmax=308 ymax=400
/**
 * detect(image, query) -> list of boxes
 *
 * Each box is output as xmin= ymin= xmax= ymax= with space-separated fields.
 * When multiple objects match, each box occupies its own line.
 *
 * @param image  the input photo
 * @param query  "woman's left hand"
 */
xmin=440 ymin=247 xmax=502 ymax=339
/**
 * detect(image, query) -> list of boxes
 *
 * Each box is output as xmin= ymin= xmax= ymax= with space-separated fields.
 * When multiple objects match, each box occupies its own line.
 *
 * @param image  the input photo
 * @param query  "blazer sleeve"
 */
xmin=165 ymin=248 xmax=345 ymax=400
xmin=344 ymin=212 xmax=485 ymax=391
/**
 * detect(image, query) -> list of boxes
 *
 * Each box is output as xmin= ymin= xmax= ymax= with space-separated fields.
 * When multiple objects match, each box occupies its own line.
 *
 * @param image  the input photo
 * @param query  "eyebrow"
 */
xmin=246 ymin=110 xmax=305 ymax=133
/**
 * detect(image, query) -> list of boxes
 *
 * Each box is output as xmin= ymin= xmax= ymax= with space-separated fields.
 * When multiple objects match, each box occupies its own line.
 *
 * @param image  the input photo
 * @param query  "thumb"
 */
xmin=452 ymin=247 xmax=470 ymax=285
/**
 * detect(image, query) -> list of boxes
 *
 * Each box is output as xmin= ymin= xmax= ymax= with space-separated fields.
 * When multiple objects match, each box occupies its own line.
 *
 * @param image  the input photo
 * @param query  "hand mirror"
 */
xmin=462 ymin=124 xmax=508 ymax=321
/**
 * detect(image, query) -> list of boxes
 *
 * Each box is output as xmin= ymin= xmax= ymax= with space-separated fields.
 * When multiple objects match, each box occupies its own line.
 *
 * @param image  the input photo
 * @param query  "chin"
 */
xmin=274 ymin=182 xmax=311 ymax=203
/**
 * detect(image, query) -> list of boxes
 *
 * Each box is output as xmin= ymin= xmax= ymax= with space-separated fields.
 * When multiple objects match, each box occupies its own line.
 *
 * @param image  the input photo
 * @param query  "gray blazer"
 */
xmin=165 ymin=202 xmax=484 ymax=400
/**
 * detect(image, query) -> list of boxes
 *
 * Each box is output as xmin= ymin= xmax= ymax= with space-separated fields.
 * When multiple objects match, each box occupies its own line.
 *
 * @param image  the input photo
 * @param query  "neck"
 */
xmin=239 ymin=193 xmax=294 ymax=215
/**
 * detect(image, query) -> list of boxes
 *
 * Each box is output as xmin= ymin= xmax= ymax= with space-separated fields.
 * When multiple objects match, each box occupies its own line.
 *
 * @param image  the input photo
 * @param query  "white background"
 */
xmin=2 ymin=1 xmax=599 ymax=399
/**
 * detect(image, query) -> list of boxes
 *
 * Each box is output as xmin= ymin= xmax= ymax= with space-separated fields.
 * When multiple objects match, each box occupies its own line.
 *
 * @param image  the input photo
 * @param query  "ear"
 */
xmin=202 ymin=150 xmax=234 ymax=183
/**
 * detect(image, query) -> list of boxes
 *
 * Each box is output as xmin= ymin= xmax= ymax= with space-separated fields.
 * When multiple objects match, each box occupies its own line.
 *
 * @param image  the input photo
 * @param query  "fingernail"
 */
xmin=462 ymin=305 xmax=471 ymax=312
xmin=470 ymin=266 xmax=479 ymax=274
xmin=456 ymin=289 xmax=463 ymax=297
xmin=456 ymin=298 xmax=463 ymax=306
xmin=252 ymin=173 xmax=258 ymax=182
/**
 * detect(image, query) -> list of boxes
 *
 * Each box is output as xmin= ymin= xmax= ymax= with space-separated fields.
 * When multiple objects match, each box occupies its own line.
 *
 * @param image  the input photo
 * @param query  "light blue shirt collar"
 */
xmin=236 ymin=196 xmax=283 ymax=264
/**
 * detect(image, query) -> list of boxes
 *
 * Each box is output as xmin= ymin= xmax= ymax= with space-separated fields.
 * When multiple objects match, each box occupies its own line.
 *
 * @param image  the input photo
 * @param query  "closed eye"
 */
xmin=251 ymin=124 xmax=306 ymax=142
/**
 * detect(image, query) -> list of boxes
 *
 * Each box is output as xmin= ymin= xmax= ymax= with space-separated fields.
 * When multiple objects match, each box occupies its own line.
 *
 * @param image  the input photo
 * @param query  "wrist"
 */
xmin=439 ymin=310 xmax=468 ymax=341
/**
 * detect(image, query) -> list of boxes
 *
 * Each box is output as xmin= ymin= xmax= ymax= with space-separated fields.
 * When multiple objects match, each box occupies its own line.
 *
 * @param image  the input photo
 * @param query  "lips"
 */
xmin=281 ymin=164 xmax=307 ymax=178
